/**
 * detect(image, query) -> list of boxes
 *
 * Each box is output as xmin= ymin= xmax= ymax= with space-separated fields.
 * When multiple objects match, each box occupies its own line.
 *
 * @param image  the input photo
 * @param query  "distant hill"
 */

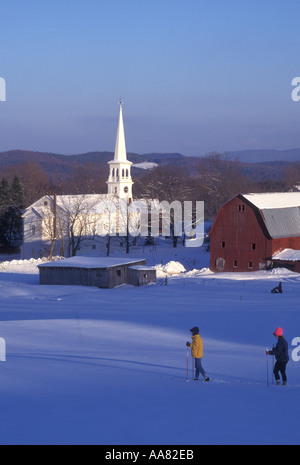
xmin=227 ymin=148 xmax=300 ymax=163
xmin=0 ymin=150 xmax=194 ymax=182
xmin=0 ymin=148 xmax=299 ymax=183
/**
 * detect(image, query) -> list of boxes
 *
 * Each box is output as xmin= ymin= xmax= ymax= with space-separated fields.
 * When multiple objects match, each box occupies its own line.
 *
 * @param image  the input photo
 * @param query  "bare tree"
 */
xmin=283 ymin=162 xmax=300 ymax=191
xmin=135 ymin=166 xmax=193 ymax=247
xmin=58 ymin=195 xmax=102 ymax=256
xmin=7 ymin=162 xmax=52 ymax=206
xmin=95 ymin=195 xmax=120 ymax=256
xmin=37 ymin=195 xmax=69 ymax=259
xmin=196 ymin=152 xmax=252 ymax=218
xmin=68 ymin=162 xmax=108 ymax=195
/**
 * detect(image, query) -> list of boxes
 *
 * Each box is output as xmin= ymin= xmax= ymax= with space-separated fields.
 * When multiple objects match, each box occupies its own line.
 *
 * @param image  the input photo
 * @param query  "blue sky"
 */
xmin=1 ymin=0 xmax=300 ymax=156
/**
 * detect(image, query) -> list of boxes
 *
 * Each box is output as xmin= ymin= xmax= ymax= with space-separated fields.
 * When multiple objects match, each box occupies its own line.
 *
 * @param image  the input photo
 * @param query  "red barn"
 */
xmin=210 ymin=193 xmax=300 ymax=272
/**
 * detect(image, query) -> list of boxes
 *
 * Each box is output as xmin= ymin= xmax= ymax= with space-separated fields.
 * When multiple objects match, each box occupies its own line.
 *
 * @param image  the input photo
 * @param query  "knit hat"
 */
xmin=190 ymin=326 xmax=199 ymax=335
xmin=273 ymin=327 xmax=283 ymax=337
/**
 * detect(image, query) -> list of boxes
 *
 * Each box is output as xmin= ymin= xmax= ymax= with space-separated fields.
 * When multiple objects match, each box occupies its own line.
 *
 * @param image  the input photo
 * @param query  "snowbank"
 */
xmin=0 ymin=257 xmax=64 ymax=274
xmin=184 ymin=267 xmax=213 ymax=277
xmin=154 ymin=260 xmax=186 ymax=277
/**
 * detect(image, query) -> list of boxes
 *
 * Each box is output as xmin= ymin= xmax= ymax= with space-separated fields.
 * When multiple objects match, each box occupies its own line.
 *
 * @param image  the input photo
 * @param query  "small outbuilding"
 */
xmin=38 ymin=256 xmax=156 ymax=289
xmin=127 ymin=266 xmax=157 ymax=287
xmin=272 ymin=248 xmax=300 ymax=273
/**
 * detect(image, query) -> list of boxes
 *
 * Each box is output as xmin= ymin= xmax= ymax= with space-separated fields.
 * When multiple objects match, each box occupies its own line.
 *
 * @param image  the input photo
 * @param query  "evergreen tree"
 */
xmin=11 ymin=176 xmax=24 ymax=209
xmin=0 ymin=178 xmax=10 ymax=216
xmin=0 ymin=176 xmax=24 ymax=251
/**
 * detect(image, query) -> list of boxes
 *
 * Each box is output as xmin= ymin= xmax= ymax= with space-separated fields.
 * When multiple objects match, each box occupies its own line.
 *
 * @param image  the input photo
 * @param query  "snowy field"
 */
xmin=0 ymin=245 xmax=300 ymax=445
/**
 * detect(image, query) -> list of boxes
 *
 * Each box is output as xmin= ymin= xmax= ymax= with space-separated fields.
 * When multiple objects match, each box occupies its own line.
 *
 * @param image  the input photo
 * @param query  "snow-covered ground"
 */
xmin=0 ymin=244 xmax=300 ymax=445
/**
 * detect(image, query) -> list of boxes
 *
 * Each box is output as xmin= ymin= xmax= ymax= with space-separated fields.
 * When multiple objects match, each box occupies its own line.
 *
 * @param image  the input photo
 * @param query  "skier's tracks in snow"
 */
xmin=10 ymin=352 xmax=299 ymax=388
xmin=9 ymin=352 xmax=186 ymax=379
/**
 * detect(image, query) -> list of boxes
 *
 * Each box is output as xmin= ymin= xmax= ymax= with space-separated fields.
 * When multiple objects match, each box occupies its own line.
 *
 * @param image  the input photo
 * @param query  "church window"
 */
xmin=126 ymin=169 xmax=129 ymax=178
xmin=124 ymin=186 xmax=129 ymax=193
xmin=122 ymin=169 xmax=125 ymax=178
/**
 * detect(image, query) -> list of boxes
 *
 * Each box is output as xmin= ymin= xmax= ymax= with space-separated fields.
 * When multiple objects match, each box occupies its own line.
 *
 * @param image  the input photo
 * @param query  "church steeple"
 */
xmin=107 ymin=100 xmax=133 ymax=200
xmin=114 ymin=99 xmax=127 ymax=163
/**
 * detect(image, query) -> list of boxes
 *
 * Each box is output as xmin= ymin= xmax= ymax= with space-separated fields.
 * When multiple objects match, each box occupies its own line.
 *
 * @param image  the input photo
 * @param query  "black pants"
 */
xmin=274 ymin=361 xmax=288 ymax=383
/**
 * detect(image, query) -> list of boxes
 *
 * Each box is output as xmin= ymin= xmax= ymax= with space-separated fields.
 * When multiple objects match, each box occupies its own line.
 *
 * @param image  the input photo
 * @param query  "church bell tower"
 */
xmin=107 ymin=100 xmax=133 ymax=201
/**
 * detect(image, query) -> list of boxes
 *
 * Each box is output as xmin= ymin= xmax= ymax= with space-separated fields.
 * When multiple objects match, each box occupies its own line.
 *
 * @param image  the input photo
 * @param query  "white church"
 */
xmin=20 ymin=101 xmax=140 ymax=260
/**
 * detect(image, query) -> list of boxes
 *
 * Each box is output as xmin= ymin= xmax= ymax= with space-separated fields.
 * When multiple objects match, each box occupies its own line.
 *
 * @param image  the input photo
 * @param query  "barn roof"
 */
xmin=243 ymin=193 xmax=300 ymax=209
xmin=241 ymin=193 xmax=300 ymax=239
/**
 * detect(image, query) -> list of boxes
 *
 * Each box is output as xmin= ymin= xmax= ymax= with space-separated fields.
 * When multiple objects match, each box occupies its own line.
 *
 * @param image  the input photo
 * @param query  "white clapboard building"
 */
xmin=21 ymin=101 xmax=140 ymax=259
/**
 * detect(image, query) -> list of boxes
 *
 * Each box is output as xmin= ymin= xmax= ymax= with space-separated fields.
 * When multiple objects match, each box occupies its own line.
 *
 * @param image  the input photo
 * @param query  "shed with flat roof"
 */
xmin=128 ymin=265 xmax=157 ymax=287
xmin=38 ymin=257 xmax=156 ymax=289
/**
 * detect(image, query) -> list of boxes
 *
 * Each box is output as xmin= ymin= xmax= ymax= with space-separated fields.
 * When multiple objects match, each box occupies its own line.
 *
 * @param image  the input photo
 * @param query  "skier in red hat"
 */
xmin=266 ymin=328 xmax=289 ymax=385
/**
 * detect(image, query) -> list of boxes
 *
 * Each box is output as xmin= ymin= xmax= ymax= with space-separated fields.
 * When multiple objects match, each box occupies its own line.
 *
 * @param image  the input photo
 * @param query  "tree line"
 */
xmin=0 ymin=154 xmax=299 ymax=253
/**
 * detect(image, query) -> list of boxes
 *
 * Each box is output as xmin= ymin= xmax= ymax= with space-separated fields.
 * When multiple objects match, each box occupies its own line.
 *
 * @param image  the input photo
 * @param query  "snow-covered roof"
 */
xmin=38 ymin=256 xmax=146 ymax=269
xmin=128 ymin=265 xmax=155 ymax=271
xmin=272 ymin=248 xmax=300 ymax=262
xmin=243 ymin=192 xmax=300 ymax=209
xmin=23 ymin=194 xmax=127 ymax=217
xmin=55 ymin=194 xmax=116 ymax=215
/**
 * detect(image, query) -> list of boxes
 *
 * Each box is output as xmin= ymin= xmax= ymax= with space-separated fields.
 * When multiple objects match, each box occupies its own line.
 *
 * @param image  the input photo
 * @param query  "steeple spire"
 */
xmin=107 ymin=100 xmax=133 ymax=200
xmin=114 ymin=99 xmax=127 ymax=163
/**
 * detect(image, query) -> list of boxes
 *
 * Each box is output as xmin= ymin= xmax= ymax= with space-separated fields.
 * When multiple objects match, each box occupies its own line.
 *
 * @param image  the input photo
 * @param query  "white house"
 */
xmin=21 ymin=101 xmax=138 ymax=259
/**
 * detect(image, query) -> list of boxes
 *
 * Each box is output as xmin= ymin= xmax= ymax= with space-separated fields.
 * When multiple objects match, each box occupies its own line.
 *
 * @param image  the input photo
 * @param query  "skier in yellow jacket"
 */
xmin=186 ymin=327 xmax=210 ymax=382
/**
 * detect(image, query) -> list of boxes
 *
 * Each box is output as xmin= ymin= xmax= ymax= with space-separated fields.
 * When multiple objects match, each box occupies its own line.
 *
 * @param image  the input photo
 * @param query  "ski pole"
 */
xmin=266 ymin=348 xmax=269 ymax=387
xmin=272 ymin=351 xmax=275 ymax=385
xmin=186 ymin=347 xmax=189 ymax=382
xmin=192 ymin=356 xmax=194 ymax=380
